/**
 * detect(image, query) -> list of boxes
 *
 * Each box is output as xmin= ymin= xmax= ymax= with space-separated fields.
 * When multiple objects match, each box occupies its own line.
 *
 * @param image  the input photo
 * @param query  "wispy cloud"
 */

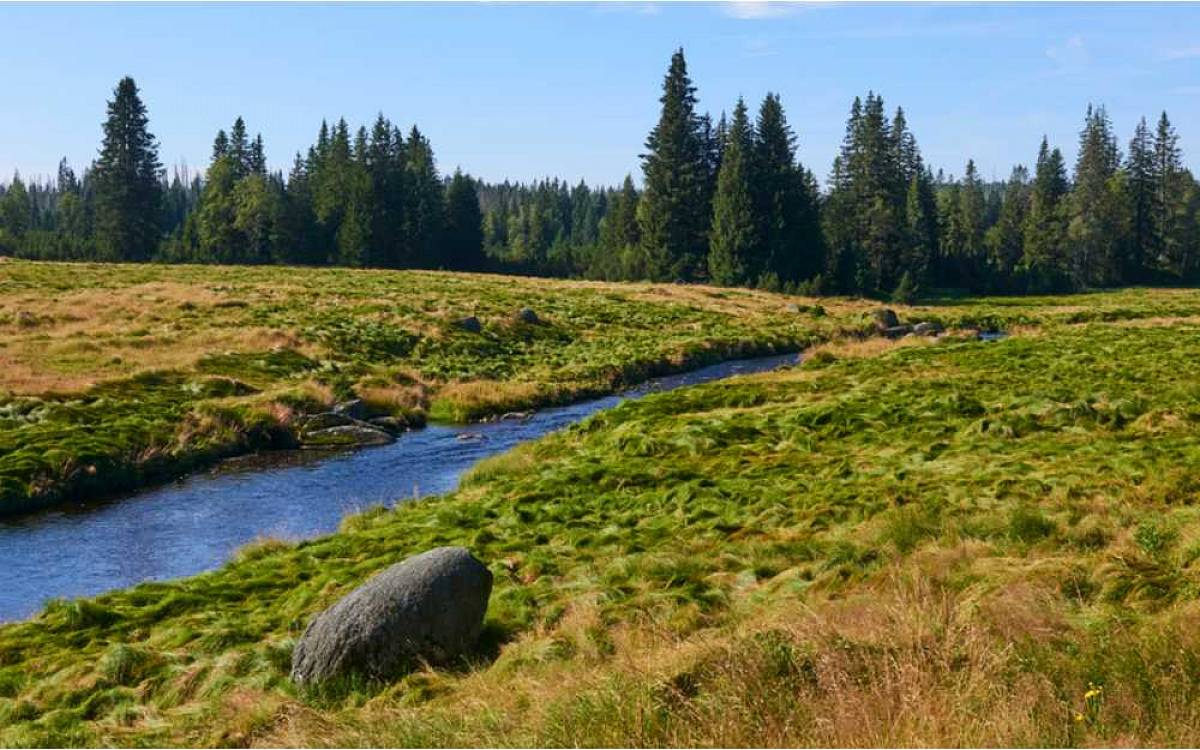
xmin=1160 ymin=45 xmax=1200 ymax=60
xmin=1046 ymin=34 xmax=1089 ymax=70
xmin=722 ymin=2 xmax=800 ymax=21
xmin=741 ymin=35 xmax=779 ymax=58
xmin=594 ymin=3 xmax=662 ymax=17
xmin=833 ymin=21 xmax=1006 ymax=39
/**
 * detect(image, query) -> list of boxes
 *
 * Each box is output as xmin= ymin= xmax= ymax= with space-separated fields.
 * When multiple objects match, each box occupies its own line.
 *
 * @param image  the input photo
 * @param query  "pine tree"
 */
xmin=753 ymin=92 xmax=821 ymax=284
xmin=1022 ymin=137 xmax=1071 ymax=289
xmin=444 ymin=169 xmax=484 ymax=271
xmin=405 ymin=125 xmax=444 ymax=267
xmin=278 ymin=153 xmax=321 ymax=265
xmin=636 ymin=48 xmax=710 ymax=281
xmin=1153 ymin=112 xmax=1192 ymax=278
xmin=249 ymin=135 xmax=267 ymax=176
xmin=229 ymin=117 xmax=250 ymax=179
xmin=986 ymin=165 xmax=1030 ymax=283
xmin=707 ymin=98 xmax=757 ymax=286
xmin=92 ymin=77 xmax=163 ymax=261
xmin=1126 ymin=117 xmax=1156 ymax=281
xmin=211 ymin=130 xmax=230 ymax=163
xmin=595 ymin=175 xmax=641 ymax=279
xmin=0 ymin=172 xmax=31 ymax=241
xmin=1068 ymin=104 xmax=1125 ymax=286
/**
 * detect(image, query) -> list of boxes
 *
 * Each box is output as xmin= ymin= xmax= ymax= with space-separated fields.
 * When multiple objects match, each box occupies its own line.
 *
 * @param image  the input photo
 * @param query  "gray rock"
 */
xmin=882 ymin=324 xmax=913 ymax=339
xmin=454 ymin=316 xmax=482 ymax=334
xmin=291 ymin=547 xmax=493 ymax=685
xmin=499 ymin=411 xmax=532 ymax=422
xmin=515 ymin=307 xmax=540 ymax=324
xmin=332 ymin=398 xmax=369 ymax=420
xmin=913 ymin=321 xmax=944 ymax=336
xmin=873 ymin=308 xmax=900 ymax=332
xmin=298 ymin=412 xmax=358 ymax=431
xmin=301 ymin=423 xmax=395 ymax=448
xmin=784 ymin=303 xmax=802 ymax=314
xmin=368 ymin=415 xmax=410 ymax=434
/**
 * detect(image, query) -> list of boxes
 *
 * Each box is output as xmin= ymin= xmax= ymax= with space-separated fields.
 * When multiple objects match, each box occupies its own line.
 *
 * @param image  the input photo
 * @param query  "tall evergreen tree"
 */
xmin=1126 ymin=117 xmax=1156 ymax=281
xmin=405 ymin=125 xmax=444 ymax=267
xmin=1068 ymin=104 xmax=1125 ymax=286
xmin=753 ymin=92 xmax=821 ymax=285
xmin=443 ymin=169 xmax=484 ymax=271
xmin=595 ymin=175 xmax=641 ymax=279
xmin=636 ymin=48 xmax=710 ymax=281
xmin=0 ymin=173 xmax=31 ymax=242
xmin=92 ymin=77 xmax=163 ymax=261
xmin=707 ymin=98 xmax=756 ymax=286
xmin=986 ymin=165 xmax=1031 ymax=283
xmin=1022 ymin=137 xmax=1071 ymax=288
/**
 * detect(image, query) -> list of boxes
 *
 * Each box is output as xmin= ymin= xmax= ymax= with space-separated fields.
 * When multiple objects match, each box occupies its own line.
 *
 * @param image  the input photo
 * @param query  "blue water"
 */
xmin=0 ymin=353 xmax=799 ymax=621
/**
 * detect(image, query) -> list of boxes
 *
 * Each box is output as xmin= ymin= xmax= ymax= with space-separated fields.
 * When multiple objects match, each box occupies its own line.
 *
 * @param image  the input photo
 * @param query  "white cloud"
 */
xmin=722 ymin=1 xmax=799 ymax=20
xmin=1046 ymin=34 xmax=1089 ymax=70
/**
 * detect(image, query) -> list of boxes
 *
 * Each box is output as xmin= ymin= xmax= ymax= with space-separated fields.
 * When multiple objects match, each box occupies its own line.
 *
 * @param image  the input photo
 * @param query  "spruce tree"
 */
xmin=1126 ymin=117 xmax=1156 ymax=280
xmin=986 ymin=165 xmax=1031 ymax=283
xmin=1068 ymin=104 xmax=1125 ymax=286
xmin=405 ymin=125 xmax=444 ymax=268
xmin=0 ymin=172 xmax=31 ymax=241
xmin=596 ymin=175 xmax=641 ymax=279
xmin=1022 ymin=137 xmax=1071 ymax=289
xmin=229 ymin=117 xmax=250 ymax=178
xmin=707 ymin=98 xmax=756 ymax=286
xmin=444 ymin=169 xmax=484 ymax=271
xmin=1153 ymin=112 xmax=1191 ymax=277
xmin=92 ymin=77 xmax=163 ymax=261
xmin=753 ymin=92 xmax=820 ymax=285
xmin=636 ymin=48 xmax=710 ymax=281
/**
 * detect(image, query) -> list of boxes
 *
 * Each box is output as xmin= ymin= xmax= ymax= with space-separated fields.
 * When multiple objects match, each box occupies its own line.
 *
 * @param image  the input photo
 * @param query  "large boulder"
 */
xmin=291 ymin=547 xmax=493 ymax=686
xmin=872 ymin=308 xmax=900 ymax=332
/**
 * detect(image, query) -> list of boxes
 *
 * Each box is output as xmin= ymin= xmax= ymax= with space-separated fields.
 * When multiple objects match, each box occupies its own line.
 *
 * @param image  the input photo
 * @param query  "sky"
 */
xmin=1 ymin=2 xmax=1199 ymax=188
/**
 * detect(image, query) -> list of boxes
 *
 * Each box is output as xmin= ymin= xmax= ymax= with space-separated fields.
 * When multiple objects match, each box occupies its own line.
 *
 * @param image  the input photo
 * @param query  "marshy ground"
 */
xmin=5 ymin=261 xmax=1200 ymax=746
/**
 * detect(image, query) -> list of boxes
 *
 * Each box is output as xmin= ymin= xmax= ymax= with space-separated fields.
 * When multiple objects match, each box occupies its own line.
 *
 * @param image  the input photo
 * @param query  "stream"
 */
xmin=0 ymin=352 xmax=800 ymax=622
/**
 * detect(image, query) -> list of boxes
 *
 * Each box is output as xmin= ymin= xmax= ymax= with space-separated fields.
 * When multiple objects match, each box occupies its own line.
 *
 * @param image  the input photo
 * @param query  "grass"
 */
xmin=1 ymin=259 xmax=871 ymax=514
xmin=10 ymin=260 xmax=1200 ymax=516
xmin=5 ymin=290 xmax=1200 ymax=745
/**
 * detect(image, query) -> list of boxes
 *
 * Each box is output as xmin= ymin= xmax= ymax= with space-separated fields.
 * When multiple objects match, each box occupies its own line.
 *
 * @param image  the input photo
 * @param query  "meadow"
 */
xmin=0 ymin=259 xmax=867 ymax=515
xmin=4 ymin=279 xmax=1200 ymax=746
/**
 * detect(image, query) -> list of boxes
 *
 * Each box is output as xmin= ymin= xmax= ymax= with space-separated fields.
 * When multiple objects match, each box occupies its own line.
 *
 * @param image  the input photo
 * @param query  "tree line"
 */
xmin=1 ymin=53 xmax=1198 ymax=297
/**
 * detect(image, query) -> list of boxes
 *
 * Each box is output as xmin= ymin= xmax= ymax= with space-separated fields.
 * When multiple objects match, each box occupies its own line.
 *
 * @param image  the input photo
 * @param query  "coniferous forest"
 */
xmin=2 ymin=49 xmax=1198 ymax=297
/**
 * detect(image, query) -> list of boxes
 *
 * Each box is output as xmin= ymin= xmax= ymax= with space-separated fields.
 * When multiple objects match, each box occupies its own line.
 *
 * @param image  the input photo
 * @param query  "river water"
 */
xmin=0 ymin=353 xmax=799 ymax=622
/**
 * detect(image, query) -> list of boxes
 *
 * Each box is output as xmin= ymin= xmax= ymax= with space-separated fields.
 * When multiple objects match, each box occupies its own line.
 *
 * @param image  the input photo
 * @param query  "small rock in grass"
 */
xmin=515 ymin=308 xmax=540 ymax=324
xmin=454 ymin=316 xmax=482 ymax=334
xmin=913 ymin=321 xmax=944 ymax=336
xmin=291 ymin=547 xmax=493 ymax=686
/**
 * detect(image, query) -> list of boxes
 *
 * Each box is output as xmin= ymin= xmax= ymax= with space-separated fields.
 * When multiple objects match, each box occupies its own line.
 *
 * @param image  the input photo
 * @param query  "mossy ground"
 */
xmin=4 ymin=288 xmax=1200 ymax=745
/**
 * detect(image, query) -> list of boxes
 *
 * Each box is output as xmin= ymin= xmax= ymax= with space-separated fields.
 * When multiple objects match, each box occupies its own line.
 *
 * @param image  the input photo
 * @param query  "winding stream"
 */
xmin=0 ymin=352 xmax=799 ymax=622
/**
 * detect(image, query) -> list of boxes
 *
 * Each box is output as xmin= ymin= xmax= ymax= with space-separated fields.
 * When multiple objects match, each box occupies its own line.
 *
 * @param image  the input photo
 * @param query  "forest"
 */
xmin=1 ymin=49 xmax=1198 ymax=297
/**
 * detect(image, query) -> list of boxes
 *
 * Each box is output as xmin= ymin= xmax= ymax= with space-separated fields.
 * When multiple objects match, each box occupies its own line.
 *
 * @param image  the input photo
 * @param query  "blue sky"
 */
xmin=1 ymin=2 xmax=1198 ymax=187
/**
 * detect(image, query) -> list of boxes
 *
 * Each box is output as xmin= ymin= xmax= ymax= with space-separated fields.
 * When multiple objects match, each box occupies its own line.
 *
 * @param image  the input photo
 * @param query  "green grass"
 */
xmin=1 ymin=260 xmax=861 ymax=514
xmin=6 ymin=297 xmax=1200 ymax=745
xmin=8 ymin=260 xmax=1200 ymax=516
